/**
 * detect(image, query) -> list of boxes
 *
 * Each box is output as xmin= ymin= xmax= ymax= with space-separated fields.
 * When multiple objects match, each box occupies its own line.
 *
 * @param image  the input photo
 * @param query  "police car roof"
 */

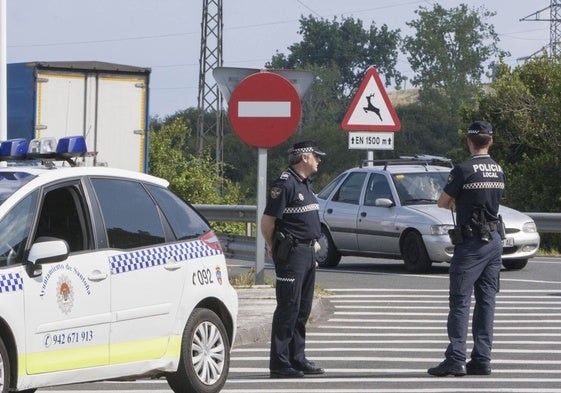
xmin=0 ymin=164 xmax=169 ymax=187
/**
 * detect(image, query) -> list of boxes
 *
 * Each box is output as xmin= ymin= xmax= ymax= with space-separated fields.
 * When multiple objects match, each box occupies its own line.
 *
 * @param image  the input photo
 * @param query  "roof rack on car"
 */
xmin=361 ymin=154 xmax=453 ymax=170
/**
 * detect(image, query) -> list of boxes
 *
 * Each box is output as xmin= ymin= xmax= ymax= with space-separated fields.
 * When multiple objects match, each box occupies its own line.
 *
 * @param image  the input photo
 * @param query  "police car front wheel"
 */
xmin=166 ymin=308 xmax=230 ymax=393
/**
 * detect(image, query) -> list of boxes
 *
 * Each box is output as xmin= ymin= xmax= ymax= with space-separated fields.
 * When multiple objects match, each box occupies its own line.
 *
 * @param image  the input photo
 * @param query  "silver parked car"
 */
xmin=316 ymin=157 xmax=540 ymax=272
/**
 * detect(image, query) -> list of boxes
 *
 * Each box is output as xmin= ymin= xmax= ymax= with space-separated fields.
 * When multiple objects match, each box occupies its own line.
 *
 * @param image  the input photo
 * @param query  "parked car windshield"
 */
xmin=391 ymin=171 xmax=449 ymax=205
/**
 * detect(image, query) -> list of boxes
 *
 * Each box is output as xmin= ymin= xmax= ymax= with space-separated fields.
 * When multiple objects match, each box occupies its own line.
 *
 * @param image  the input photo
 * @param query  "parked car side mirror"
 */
xmin=375 ymin=198 xmax=394 ymax=207
xmin=26 ymin=237 xmax=70 ymax=277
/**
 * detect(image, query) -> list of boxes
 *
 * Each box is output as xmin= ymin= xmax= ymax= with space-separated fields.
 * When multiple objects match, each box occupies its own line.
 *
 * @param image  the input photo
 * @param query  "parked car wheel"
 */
xmin=402 ymin=231 xmax=432 ymax=273
xmin=166 ymin=308 xmax=230 ymax=393
xmin=316 ymin=227 xmax=342 ymax=268
xmin=502 ymin=259 xmax=528 ymax=270
xmin=0 ymin=336 xmax=9 ymax=393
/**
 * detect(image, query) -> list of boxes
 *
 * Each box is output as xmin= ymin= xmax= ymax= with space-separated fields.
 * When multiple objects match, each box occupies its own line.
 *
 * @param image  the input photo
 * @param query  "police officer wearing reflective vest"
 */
xmin=428 ymin=121 xmax=505 ymax=377
xmin=261 ymin=140 xmax=326 ymax=379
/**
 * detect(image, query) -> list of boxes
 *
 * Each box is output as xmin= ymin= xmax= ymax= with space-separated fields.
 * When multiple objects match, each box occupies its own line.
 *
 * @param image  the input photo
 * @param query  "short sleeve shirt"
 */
xmin=443 ymin=154 xmax=505 ymax=226
xmin=263 ymin=167 xmax=322 ymax=240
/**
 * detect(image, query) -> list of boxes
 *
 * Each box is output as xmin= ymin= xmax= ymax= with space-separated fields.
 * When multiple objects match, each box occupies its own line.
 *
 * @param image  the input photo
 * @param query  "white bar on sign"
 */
xmin=238 ymin=101 xmax=291 ymax=117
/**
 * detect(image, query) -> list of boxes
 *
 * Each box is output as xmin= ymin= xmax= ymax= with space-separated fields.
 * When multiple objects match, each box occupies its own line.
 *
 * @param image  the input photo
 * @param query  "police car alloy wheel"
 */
xmin=166 ymin=308 xmax=230 ymax=393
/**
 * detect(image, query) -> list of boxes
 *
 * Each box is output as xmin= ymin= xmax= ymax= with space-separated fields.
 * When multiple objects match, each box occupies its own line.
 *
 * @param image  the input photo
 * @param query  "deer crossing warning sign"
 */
xmin=341 ymin=67 xmax=401 ymax=132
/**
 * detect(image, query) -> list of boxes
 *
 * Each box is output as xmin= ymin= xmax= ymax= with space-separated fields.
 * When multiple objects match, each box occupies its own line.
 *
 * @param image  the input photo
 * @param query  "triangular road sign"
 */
xmin=341 ymin=67 xmax=401 ymax=131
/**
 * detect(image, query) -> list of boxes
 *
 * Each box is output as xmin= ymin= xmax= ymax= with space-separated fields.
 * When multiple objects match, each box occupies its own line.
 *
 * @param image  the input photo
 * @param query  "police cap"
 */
xmin=288 ymin=140 xmax=326 ymax=156
xmin=467 ymin=121 xmax=493 ymax=136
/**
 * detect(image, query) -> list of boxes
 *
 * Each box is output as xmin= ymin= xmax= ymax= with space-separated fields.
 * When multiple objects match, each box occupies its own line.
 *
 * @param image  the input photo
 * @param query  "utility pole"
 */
xmin=197 ymin=0 xmax=223 ymax=164
xmin=520 ymin=0 xmax=561 ymax=58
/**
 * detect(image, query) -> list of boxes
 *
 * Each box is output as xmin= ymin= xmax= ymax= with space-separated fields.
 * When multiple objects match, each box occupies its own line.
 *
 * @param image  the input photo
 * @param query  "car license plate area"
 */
xmin=502 ymin=237 xmax=514 ymax=247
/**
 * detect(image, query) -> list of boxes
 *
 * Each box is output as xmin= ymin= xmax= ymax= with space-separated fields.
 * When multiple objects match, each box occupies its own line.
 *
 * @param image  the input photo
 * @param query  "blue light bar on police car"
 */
xmin=0 ymin=138 xmax=29 ymax=160
xmin=56 ymin=136 xmax=87 ymax=158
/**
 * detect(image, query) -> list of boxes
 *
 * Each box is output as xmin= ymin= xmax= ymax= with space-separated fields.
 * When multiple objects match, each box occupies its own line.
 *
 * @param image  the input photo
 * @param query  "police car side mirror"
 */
xmin=26 ymin=237 xmax=70 ymax=277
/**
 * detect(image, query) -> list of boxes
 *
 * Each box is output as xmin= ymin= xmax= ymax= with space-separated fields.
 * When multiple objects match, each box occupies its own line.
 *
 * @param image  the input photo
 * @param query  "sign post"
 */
xmin=215 ymin=68 xmax=313 ymax=284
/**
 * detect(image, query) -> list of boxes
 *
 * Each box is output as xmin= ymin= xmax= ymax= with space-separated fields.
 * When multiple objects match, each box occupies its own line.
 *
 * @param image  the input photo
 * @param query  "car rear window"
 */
xmin=146 ymin=185 xmax=210 ymax=241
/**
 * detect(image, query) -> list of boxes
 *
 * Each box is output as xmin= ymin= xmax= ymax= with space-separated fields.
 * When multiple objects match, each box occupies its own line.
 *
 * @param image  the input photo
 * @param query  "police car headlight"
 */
xmin=522 ymin=221 xmax=537 ymax=233
xmin=430 ymin=225 xmax=454 ymax=235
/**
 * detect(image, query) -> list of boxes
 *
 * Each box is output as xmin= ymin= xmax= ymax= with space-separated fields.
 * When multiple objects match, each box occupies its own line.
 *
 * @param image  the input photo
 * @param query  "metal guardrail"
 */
xmin=194 ymin=205 xmax=561 ymax=261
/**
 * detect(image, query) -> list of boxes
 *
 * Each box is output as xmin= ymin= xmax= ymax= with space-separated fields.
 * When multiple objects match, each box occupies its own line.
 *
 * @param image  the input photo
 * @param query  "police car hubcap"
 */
xmin=192 ymin=321 xmax=225 ymax=385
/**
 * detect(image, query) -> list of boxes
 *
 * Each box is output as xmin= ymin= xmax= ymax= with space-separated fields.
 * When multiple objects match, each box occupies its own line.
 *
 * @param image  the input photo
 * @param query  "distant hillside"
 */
xmin=387 ymin=88 xmax=420 ymax=107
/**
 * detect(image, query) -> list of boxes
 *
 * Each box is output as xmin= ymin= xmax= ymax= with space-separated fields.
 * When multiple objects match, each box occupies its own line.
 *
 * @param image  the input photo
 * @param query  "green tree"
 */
xmin=403 ymin=4 xmax=507 ymax=113
xmin=268 ymin=15 xmax=402 ymax=91
xmin=148 ymin=117 xmax=242 ymax=206
xmin=463 ymin=55 xmax=561 ymax=215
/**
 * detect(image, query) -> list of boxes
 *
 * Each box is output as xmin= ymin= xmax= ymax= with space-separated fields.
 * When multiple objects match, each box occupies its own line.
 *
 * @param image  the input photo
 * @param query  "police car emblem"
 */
xmin=56 ymin=275 xmax=74 ymax=314
xmin=270 ymin=187 xmax=282 ymax=199
xmin=298 ymin=193 xmax=304 ymax=201
xmin=215 ymin=266 xmax=223 ymax=285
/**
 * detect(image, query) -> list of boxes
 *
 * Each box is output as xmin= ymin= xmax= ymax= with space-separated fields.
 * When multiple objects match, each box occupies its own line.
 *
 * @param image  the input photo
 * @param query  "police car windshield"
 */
xmin=0 ymin=172 xmax=36 ymax=205
xmin=391 ymin=172 xmax=448 ymax=205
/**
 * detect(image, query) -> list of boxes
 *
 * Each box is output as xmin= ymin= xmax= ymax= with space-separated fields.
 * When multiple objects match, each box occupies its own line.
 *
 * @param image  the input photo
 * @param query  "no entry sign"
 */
xmin=227 ymin=72 xmax=302 ymax=148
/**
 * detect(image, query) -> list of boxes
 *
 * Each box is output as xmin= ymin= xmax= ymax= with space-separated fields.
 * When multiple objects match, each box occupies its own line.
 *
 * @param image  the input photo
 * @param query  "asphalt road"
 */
xmin=40 ymin=256 xmax=561 ymax=393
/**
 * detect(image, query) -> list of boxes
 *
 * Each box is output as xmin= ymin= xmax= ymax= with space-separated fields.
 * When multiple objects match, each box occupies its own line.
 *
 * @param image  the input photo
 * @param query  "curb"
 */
xmin=234 ymin=286 xmax=330 ymax=347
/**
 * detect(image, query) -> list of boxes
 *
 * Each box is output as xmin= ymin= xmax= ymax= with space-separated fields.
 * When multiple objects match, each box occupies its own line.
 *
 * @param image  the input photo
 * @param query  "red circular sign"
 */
xmin=227 ymin=72 xmax=302 ymax=148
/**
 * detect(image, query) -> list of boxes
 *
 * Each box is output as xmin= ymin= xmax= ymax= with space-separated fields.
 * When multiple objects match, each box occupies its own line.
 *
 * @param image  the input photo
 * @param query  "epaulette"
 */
xmin=279 ymin=171 xmax=291 ymax=181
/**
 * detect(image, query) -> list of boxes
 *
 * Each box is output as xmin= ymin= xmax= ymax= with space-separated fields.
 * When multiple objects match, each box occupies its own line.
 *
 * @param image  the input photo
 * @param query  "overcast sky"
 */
xmin=6 ymin=0 xmax=552 ymax=119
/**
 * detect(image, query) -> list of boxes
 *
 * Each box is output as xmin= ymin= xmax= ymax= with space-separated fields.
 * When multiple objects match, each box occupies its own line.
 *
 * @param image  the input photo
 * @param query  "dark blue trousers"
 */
xmin=445 ymin=234 xmax=502 ymax=366
xmin=269 ymin=245 xmax=316 ymax=370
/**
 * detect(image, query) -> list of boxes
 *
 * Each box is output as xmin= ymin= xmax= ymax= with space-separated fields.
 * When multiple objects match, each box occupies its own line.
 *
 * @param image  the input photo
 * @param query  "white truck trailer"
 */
xmin=7 ymin=61 xmax=151 ymax=172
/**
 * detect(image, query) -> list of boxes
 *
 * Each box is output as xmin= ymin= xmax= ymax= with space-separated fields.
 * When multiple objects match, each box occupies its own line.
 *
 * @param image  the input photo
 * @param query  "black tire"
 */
xmin=166 ymin=308 xmax=230 ymax=393
xmin=402 ymin=231 xmax=432 ymax=273
xmin=502 ymin=259 xmax=528 ymax=270
xmin=316 ymin=227 xmax=341 ymax=268
xmin=0 ymin=336 xmax=10 ymax=393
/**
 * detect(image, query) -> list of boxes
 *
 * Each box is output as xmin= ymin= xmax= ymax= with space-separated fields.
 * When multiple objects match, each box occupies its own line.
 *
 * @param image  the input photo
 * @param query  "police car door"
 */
xmin=24 ymin=182 xmax=111 ymax=374
xmin=322 ymin=172 xmax=366 ymax=252
xmin=357 ymin=173 xmax=399 ymax=254
xmin=90 ymin=178 xmax=185 ymax=364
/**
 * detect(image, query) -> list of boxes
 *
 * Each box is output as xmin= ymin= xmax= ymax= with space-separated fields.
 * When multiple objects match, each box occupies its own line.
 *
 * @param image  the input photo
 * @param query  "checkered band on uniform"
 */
xmin=290 ymin=147 xmax=315 ymax=154
xmin=0 ymin=272 xmax=23 ymax=293
xmin=283 ymin=203 xmax=319 ymax=214
xmin=463 ymin=182 xmax=505 ymax=190
xmin=109 ymin=241 xmax=221 ymax=274
xmin=277 ymin=276 xmax=296 ymax=283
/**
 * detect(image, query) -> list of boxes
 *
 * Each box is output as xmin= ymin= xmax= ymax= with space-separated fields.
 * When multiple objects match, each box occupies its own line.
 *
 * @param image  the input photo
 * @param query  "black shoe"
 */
xmin=466 ymin=361 xmax=491 ymax=375
xmin=270 ymin=367 xmax=305 ymax=379
xmin=293 ymin=361 xmax=325 ymax=375
xmin=427 ymin=361 xmax=466 ymax=377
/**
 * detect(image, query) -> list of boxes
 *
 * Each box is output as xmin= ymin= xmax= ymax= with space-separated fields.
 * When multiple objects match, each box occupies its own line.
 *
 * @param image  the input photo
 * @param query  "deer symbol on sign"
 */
xmin=363 ymin=93 xmax=383 ymax=121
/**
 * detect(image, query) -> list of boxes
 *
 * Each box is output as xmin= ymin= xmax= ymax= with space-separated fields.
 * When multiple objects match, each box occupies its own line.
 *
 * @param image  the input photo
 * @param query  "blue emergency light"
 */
xmin=0 ymin=136 xmax=87 ymax=166
xmin=0 ymin=138 xmax=29 ymax=159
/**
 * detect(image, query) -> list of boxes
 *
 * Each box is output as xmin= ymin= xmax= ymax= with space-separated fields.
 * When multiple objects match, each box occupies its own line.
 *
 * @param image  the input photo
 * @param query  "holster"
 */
xmin=448 ymin=227 xmax=464 ymax=245
xmin=272 ymin=230 xmax=293 ymax=265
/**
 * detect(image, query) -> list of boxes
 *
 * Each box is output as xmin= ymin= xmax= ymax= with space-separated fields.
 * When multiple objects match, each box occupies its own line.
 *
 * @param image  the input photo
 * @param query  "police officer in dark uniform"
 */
xmin=428 ymin=121 xmax=505 ymax=377
xmin=261 ymin=140 xmax=326 ymax=379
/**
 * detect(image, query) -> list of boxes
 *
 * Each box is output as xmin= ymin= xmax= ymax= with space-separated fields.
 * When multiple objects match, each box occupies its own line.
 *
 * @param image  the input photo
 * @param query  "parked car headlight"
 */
xmin=522 ymin=221 xmax=537 ymax=233
xmin=430 ymin=225 xmax=455 ymax=235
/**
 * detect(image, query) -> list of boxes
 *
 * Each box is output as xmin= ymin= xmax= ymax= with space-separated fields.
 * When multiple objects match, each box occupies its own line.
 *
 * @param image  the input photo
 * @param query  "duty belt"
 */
xmin=293 ymin=238 xmax=317 ymax=247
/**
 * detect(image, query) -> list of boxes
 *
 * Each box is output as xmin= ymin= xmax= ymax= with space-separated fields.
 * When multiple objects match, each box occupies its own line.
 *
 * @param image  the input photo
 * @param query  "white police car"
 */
xmin=0 ymin=137 xmax=238 ymax=393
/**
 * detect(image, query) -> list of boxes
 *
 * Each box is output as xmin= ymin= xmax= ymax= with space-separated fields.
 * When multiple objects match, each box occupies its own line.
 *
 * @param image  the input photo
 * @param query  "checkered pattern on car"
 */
xmin=0 ymin=272 xmax=23 ymax=293
xmin=109 ymin=241 xmax=220 ymax=274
